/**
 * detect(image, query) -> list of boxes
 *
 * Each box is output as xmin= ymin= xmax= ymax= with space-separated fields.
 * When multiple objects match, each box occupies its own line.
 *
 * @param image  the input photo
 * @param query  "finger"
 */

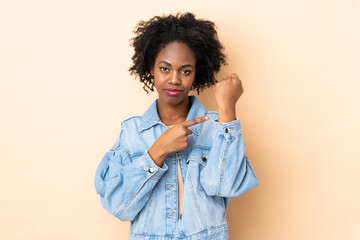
xmin=183 ymin=116 xmax=209 ymax=127
xmin=221 ymin=76 xmax=231 ymax=81
xmin=231 ymin=73 xmax=239 ymax=80
xmin=186 ymin=128 xmax=193 ymax=135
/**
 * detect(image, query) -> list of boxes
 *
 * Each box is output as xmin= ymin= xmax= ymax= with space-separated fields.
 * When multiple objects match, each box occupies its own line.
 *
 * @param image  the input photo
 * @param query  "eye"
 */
xmin=182 ymin=69 xmax=191 ymax=75
xmin=160 ymin=67 xmax=169 ymax=72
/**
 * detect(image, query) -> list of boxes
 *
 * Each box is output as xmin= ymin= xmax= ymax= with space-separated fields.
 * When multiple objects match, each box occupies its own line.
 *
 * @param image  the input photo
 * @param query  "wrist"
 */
xmin=218 ymin=107 xmax=236 ymax=123
xmin=148 ymin=142 xmax=168 ymax=167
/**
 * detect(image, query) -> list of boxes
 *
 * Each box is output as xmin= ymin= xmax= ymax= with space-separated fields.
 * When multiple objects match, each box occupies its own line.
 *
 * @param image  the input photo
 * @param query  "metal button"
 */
xmin=147 ymin=165 xmax=154 ymax=173
xmin=185 ymin=159 xmax=189 ymax=164
xmin=224 ymin=127 xmax=230 ymax=133
xmin=202 ymin=153 xmax=207 ymax=162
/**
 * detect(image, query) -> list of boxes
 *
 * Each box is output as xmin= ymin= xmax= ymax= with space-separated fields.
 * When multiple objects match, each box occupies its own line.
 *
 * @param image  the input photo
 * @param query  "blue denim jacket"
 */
xmin=94 ymin=95 xmax=259 ymax=240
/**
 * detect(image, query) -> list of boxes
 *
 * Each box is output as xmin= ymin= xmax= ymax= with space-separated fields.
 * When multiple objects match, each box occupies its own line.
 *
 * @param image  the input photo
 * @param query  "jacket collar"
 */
xmin=138 ymin=95 xmax=207 ymax=135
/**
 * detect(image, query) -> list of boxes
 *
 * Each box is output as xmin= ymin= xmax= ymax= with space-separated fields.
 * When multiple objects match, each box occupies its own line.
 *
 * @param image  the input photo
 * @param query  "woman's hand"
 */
xmin=148 ymin=116 xmax=209 ymax=167
xmin=214 ymin=73 xmax=244 ymax=123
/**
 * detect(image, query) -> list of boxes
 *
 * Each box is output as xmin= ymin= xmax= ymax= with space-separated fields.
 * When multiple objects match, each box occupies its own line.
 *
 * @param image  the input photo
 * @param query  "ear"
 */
xmin=150 ymin=67 xmax=154 ymax=77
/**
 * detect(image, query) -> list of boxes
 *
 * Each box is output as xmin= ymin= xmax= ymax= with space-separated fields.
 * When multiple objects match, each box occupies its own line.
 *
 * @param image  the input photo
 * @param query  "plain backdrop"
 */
xmin=1 ymin=0 xmax=359 ymax=239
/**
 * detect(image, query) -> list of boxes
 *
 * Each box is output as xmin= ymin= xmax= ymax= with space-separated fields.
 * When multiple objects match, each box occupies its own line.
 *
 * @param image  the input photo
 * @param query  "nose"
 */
xmin=169 ymin=71 xmax=181 ymax=84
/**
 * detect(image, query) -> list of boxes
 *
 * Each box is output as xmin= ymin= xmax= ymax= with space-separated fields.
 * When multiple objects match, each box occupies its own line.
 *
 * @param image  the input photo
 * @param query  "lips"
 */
xmin=165 ymin=89 xmax=182 ymax=96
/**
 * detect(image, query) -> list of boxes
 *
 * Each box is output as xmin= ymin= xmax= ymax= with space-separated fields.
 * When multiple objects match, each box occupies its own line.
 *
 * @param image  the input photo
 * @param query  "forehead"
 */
xmin=155 ymin=41 xmax=196 ymax=64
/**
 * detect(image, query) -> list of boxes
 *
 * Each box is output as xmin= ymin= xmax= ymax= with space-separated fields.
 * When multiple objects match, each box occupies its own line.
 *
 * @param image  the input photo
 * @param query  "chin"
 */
xmin=160 ymin=93 xmax=189 ymax=105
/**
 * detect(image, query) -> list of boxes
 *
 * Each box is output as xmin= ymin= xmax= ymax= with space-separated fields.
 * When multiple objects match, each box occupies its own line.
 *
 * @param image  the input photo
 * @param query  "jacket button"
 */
xmin=147 ymin=165 xmax=154 ymax=173
xmin=202 ymin=153 xmax=207 ymax=162
xmin=185 ymin=159 xmax=189 ymax=164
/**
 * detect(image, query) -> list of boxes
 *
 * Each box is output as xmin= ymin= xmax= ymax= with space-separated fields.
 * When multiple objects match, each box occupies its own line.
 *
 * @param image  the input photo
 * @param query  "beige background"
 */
xmin=1 ymin=0 xmax=359 ymax=239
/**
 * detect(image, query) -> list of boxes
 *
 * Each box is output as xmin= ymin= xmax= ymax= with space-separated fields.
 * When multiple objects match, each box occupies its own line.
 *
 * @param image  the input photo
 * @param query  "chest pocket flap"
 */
xmin=188 ymin=146 xmax=210 ymax=166
xmin=187 ymin=146 xmax=210 ymax=191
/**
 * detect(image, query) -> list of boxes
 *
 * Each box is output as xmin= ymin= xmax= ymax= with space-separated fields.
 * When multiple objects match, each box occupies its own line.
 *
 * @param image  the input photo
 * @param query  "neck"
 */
xmin=157 ymin=96 xmax=191 ymax=125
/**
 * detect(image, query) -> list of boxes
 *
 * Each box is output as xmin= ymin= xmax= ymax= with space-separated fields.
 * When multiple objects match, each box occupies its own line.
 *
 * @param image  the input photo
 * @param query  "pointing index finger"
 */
xmin=183 ymin=116 xmax=209 ymax=127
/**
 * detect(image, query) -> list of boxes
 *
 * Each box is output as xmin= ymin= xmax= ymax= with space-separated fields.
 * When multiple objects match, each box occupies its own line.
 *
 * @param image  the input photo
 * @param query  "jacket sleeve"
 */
xmin=199 ymin=118 xmax=259 ymax=197
xmin=94 ymin=121 xmax=168 ymax=221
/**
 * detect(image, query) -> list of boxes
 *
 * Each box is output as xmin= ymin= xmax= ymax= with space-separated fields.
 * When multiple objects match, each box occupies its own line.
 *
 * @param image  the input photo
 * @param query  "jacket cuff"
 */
xmin=136 ymin=151 xmax=168 ymax=181
xmin=213 ymin=118 xmax=242 ymax=140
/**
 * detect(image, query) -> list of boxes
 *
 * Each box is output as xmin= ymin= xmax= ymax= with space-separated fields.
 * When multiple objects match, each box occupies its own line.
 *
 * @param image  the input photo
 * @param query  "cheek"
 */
xmin=153 ymin=73 xmax=166 ymax=89
xmin=184 ymin=76 xmax=195 ymax=89
xmin=182 ymin=82 xmax=193 ymax=93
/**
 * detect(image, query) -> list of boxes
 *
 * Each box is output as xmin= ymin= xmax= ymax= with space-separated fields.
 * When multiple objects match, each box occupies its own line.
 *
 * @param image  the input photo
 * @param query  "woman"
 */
xmin=94 ymin=12 xmax=259 ymax=240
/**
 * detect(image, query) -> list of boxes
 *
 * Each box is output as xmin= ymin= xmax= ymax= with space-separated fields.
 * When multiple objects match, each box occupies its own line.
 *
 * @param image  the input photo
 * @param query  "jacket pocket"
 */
xmin=187 ymin=146 xmax=210 ymax=191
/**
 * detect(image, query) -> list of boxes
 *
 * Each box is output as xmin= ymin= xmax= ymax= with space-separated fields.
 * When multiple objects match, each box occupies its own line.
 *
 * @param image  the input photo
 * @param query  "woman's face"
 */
xmin=151 ymin=41 xmax=196 ymax=105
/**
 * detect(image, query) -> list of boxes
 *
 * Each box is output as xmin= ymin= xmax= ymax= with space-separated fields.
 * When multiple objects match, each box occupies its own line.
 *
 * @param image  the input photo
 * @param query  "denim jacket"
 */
xmin=94 ymin=95 xmax=259 ymax=240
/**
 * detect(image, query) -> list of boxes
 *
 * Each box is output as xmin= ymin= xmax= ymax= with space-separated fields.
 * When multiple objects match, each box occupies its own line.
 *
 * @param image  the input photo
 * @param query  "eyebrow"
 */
xmin=159 ymin=61 xmax=194 ymax=69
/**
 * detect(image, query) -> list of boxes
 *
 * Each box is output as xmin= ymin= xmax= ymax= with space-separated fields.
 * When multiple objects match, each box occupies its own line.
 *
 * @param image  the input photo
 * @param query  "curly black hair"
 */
xmin=129 ymin=12 xmax=227 ymax=94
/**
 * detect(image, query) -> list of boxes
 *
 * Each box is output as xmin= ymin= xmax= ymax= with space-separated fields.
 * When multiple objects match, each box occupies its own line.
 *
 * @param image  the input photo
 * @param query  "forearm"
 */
xmin=199 ymin=118 xmax=259 ymax=197
xmin=148 ymin=141 xmax=168 ymax=167
xmin=96 ymin=150 xmax=167 ymax=221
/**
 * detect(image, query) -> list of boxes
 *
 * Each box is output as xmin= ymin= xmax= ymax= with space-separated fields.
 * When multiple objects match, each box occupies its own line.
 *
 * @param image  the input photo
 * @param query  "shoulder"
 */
xmin=121 ymin=115 xmax=142 ymax=124
xmin=120 ymin=115 xmax=143 ymax=131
